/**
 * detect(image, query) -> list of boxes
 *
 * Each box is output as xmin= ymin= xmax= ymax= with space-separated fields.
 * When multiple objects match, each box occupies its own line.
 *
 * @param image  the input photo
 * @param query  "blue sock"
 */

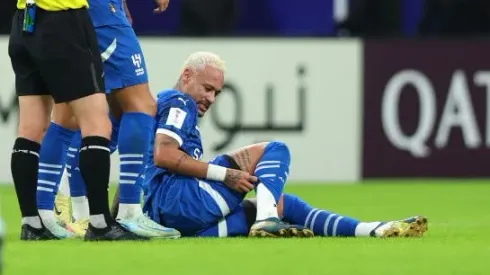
xmin=254 ymin=141 xmax=291 ymax=201
xmin=36 ymin=122 xmax=76 ymax=210
xmin=118 ymin=112 xmax=154 ymax=205
xmin=282 ymin=194 xmax=359 ymax=236
xmin=109 ymin=114 xmax=120 ymax=153
xmin=253 ymin=141 xmax=290 ymax=220
xmin=66 ymin=131 xmax=85 ymax=197
xmin=68 ymin=116 xmax=120 ymax=197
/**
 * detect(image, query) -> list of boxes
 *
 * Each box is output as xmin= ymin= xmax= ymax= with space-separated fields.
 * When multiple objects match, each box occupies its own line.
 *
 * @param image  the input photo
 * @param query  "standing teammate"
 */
xmin=34 ymin=0 xmax=180 ymax=239
xmin=9 ymin=0 xmax=141 ymax=241
xmin=141 ymin=51 xmax=429 ymax=238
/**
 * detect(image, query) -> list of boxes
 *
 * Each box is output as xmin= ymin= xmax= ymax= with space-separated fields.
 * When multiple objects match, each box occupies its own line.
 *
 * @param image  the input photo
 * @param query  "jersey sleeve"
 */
xmin=156 ymin=97 xmax=196 ymax=147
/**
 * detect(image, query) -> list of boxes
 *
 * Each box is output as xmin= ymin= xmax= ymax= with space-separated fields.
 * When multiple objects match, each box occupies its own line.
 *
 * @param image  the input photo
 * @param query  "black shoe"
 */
xmin=84 ymin=222 xmax=150 ymax=241
xmin=20 ymin=224 xmax=59 ymax=241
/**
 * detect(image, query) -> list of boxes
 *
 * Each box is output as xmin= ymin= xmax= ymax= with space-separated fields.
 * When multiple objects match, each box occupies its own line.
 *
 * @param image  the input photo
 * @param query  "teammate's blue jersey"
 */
xmin=88 ymin=0 xmax=130 ymax=27
xmin=145 ymin=89 xmax=203 ymax=182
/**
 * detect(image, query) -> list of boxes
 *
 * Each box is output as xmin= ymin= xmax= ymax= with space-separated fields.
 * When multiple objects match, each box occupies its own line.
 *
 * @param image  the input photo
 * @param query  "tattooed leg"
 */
xmin=227 ymin=141 xmax=290 ymax=219
xmin=228 ymin=141 xmax=313 ymax=237
xmin=226 ymin=142 xmax=268 ymax=175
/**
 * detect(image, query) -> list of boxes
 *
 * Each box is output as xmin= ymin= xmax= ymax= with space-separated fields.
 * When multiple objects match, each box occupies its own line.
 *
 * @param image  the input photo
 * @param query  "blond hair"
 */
xmin=181 ymin=51 xmax=226 ymax=74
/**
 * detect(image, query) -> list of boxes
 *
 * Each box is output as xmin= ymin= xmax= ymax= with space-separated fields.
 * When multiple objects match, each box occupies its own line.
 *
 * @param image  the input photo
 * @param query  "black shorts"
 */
xmin=8 ymin=8 xmax=104 ymax=103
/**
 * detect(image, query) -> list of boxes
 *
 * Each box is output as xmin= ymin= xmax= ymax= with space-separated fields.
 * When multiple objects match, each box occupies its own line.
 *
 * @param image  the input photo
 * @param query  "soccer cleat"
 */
xmin=117 ymin=215 xmax=181 ymax=239
xmin=20 ymin=224 xmax=60 ymax=241
xmin=371 ymin=216 xmax=428 ymax=238
xmin=66 ymin=219 xmax=89 ymax=238
xmin=84 ymin=222 xmax=150 ymax=241
xmin=54 ymin=194 xmax=72 ymax=226
xmin=249 ymin=217 xmax=314 ymax=238
xmin=42 ymin=219 xmax=76 ymax=239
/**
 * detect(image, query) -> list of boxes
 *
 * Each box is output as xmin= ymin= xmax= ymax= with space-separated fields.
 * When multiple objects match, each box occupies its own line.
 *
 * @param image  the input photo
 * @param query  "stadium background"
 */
xmin=0 ymin=0 xmax=489 ymax=274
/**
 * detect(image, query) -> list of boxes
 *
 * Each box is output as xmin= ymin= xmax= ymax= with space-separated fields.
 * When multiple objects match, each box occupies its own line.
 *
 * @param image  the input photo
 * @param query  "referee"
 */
xmin=9 ymin=0 xmax=145 ymax=241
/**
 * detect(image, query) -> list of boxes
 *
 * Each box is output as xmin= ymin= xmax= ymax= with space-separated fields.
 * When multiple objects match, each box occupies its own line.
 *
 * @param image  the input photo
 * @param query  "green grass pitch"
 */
xmin=0 ymin=180 xmax=489 ymax=275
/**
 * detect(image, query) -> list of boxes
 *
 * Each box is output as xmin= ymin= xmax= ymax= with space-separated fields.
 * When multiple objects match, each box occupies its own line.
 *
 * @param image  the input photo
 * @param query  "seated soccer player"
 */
xmin=141 ymin=51 xmax=429 ymax=238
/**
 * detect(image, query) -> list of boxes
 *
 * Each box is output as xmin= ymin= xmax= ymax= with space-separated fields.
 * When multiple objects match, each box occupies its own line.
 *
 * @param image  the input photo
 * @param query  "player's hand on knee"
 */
xmin=224 ymin=169 xmax=257 ymax=193
xmin=153 ymin=0 xmax=169 ymax=13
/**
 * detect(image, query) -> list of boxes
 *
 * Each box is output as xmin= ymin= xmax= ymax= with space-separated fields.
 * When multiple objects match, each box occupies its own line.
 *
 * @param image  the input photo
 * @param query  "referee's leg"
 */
xmin=35 ymin=8 xmax=147 ymax=241
xmin=8 ymin=9 xmax=59 ymax=241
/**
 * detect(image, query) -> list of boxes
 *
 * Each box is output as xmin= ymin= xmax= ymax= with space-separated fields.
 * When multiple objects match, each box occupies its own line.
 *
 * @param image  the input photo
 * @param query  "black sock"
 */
xmin=79 ymin=136 xmax=113 ymax=225
xmin=11 ymin=138 xmax=40 ymax=218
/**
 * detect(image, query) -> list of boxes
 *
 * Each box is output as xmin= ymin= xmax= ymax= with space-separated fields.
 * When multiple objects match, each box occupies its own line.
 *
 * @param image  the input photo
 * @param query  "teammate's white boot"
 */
xmin=41 ymin=217 xmax=76 ymax=239
xmin=116 ymin=204 xmax=180 ymax=239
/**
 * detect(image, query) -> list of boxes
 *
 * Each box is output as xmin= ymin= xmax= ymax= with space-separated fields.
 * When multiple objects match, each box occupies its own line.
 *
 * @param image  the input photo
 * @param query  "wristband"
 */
xmin=206 ymin=164 xmax=227 ymax=182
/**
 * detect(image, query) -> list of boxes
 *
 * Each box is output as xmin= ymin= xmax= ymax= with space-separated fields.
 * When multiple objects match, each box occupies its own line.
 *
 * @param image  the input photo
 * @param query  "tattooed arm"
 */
xmin=154 ymin=134 xmax=257 ymax=193
xmin=153 ymin=134 xmax=208 ymax=179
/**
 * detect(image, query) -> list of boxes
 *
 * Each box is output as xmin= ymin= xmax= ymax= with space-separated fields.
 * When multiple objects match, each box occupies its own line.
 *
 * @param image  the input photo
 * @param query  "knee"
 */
xmin=52 ymin=115 xmax=78 ymax=131
xmin=78 ymin=114 xmax=112 ymax=139
xmin=268 ymin=140 xmax=290 ymax=153
xmin=71 ymin=94 xmax=112 ymax=139
xmin=18 ymin=97 xmax=52 ymax=143
xmin=51 ymin=104 xmax=79 ymax=130
xmin=129 ymin=97 xmax=156 ymax=117
xmin=122 ymin=94 xmax=156 ymax=116
xmin=17 ymin=119 xmax=49 ymax=143
xmin=116 ymin=84 xmax=156 ymax=116
xmin=265 ymin=141 xmax=291 ymax=165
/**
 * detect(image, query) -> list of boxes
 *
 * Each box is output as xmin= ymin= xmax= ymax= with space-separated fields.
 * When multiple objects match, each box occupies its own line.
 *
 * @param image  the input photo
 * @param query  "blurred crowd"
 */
xmin=1 ymin=0 xmax=490 ymax=37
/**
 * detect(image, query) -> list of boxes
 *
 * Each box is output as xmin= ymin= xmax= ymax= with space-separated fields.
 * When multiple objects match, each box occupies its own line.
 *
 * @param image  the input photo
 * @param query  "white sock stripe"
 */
xmin=37 ymin=180 xmax=56 ymax=186
xmin=65 ymin=164 xmax=72 ymax=169
xmin=310 ymin=210 xmax=322 ymax=230
xmin=217 ymin=218 xmax=228 ymax=237
xmin=68 ymin=147 xmax=78 ymax=152
xmin=119 ymin=154 xmax=144 ymax=159
xmin=323 ymin=214 xmax=337 ymax=236
xmin=39 ymin=163 xmax=63 ymax=169
xmin=120 ymin=161 xmax=144 ymax=165
xmin=120 ymin=180 xmax=136 ymax=184
xmin=198 ymin=180 xmax=230 ymax=217
xmin=120 ymin=172 xmax=139 ymax=177
xmin=259 ymin=174 xmax=276 ymax=178
xmin=67 ymin=153 xmax=76 ymax=158
xmin=255 ymin=164 xmax=280 ymax=173
xmin=80 ymin=145 xmax=110 ymax=152
xmin=304 ymin=208 xmax=318 ymax=227
xmin=12 ymin=149 xmax=39 ymax=157
xmin=38 ymin=169 xmax=61 ymax=175
xmin=256 ymin=160 xmax=280 ymax=166
xmin=67 ymin=172 xmax=72 ymax=177
xmin=37 ymin=186 xmax=54 ymax=192
xmin=332 ymin=216 xmax=344 ymax=236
